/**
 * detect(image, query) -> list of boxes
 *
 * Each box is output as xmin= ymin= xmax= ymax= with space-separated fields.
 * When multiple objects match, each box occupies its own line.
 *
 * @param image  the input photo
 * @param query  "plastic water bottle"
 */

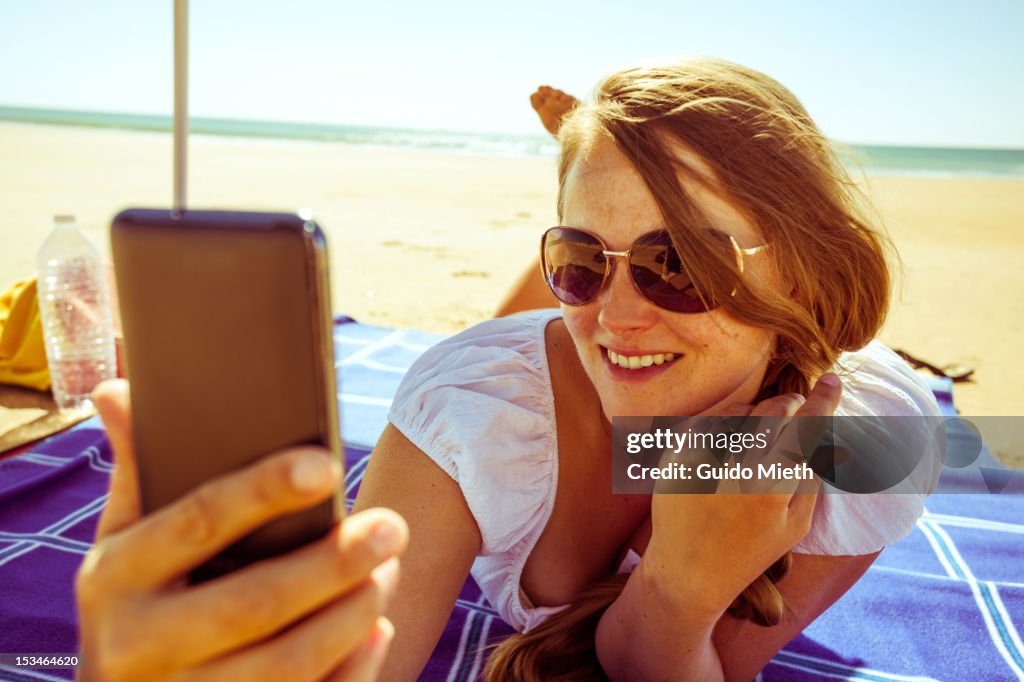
xmin=36 ymin=215 xmax=117 ymax=412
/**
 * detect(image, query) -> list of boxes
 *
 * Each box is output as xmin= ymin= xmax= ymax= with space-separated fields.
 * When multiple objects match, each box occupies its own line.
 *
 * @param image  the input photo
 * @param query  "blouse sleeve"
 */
xmin=386 ymin=314 xmax=558 ymax=556
xmin=793 ymin=340 xmax=943 ymax=556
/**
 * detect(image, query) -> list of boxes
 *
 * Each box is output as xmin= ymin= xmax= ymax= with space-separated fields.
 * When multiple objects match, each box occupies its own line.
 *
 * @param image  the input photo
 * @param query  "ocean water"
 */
xmin=838 ymin=144 xmax=1024 ymax=178
xmin=2 ymin=106 xmax=1022 ymax=178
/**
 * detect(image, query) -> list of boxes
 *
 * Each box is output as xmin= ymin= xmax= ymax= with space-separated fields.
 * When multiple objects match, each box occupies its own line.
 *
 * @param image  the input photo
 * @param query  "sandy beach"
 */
xmin=1 ymin=122 xmax=1021 ymax=465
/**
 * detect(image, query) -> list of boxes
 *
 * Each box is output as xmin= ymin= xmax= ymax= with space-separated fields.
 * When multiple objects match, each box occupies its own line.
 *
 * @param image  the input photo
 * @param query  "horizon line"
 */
xmin=2 ymin=104 xmax=1024 ymax=153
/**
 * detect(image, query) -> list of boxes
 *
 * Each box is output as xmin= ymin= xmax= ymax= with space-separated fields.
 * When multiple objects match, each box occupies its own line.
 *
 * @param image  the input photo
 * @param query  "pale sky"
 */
xmin=1 ymin=0 xmax=1022 ymax=147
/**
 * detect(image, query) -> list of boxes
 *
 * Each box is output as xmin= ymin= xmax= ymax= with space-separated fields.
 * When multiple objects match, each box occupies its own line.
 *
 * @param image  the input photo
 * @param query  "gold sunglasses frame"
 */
xmin=539 ymin=227 xmax=770 ymax=308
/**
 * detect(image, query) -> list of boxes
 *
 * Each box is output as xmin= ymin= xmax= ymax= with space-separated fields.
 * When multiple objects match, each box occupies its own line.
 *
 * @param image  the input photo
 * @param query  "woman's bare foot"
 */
xmin=529 ymin=85 xmax=578 ymax=136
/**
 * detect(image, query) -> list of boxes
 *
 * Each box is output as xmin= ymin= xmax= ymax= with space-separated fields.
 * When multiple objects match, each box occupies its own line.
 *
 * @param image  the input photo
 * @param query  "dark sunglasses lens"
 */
xmin=542 ymin=228 xmax=606 ymax=305
xmin=629 ymin=231 xmax=712 ymax=313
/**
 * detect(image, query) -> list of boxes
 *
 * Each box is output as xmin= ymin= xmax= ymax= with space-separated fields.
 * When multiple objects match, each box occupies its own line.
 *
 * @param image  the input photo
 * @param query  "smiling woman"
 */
xmin=69 ymin=55 xmax=943 ymax=682
xmin=350 ymin=57 xmax=941 ymax=681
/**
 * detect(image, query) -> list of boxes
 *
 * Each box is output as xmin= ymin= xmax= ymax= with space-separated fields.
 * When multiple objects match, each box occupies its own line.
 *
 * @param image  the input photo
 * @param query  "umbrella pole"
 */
xmin=173 ymin=0 xmax=188 ymax=214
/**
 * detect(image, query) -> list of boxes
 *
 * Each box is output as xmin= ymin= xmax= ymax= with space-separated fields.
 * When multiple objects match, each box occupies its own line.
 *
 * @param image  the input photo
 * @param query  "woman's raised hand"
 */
xmin=643 ymin=375 xmax=843 ymax=621
xmin=76 ymin=380 xmax=408 ymax=681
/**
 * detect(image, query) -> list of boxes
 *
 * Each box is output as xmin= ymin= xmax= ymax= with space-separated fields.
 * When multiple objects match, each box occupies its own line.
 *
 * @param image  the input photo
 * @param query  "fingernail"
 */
xmin=290 ymin=452 xmax=334 ymax=492
xmin=372 ymin=557 xmax=400 ymax=596
xmin=370 ymin=520 xmax=402 ymax=559
xmin=371 ymin=618 xmax=395 ymax=658
xmin=818 ymin=374 xmax=841 ymax=388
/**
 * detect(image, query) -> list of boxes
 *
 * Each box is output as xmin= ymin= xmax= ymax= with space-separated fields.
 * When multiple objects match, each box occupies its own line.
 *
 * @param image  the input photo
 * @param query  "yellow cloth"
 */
xmin=0 ymin=278 xmax=51 ymax=391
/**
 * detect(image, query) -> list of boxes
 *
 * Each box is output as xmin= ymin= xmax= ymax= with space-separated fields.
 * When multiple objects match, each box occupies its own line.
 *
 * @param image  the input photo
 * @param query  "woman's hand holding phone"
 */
xmin=76 ymin=380 xmax=408 ymax=681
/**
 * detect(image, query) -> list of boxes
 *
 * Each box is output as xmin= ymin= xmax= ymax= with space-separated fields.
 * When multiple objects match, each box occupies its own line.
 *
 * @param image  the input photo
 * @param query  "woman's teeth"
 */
xmin=607 ymin=349 xmax=677 ymax=370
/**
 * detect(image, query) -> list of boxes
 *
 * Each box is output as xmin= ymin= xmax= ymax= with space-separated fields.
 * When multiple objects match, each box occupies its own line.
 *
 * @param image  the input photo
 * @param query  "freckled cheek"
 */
xmin=561 ymin=307 xmax=597 ymax=350
xmin=664 ymin=315 xmax=731 ymax=354
xmin=562 ymin=307 xmax=618 ymax=390
xmin=676 ymin=313 xmax=773 ymax=356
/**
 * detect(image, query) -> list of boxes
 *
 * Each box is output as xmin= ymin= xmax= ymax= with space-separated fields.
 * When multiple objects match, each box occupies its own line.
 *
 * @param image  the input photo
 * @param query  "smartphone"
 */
xmin=110 ymin=208 xmax=343 ymax=582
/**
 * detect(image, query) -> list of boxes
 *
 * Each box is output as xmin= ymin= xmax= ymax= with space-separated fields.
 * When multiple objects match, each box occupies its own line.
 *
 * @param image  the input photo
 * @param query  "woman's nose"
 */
xmin=597 ymin=257 xmax=658 ymax=335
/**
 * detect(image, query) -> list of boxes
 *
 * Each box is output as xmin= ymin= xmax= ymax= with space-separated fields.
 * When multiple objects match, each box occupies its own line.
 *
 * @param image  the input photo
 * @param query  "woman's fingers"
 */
xmin=325 ymin=618 xmax=395 ymax=682
xmin=744 ymin=373 xmax=842 ymax=419
xmin=744 ymin=374 xmax=842 ymax=481
xmin=79 ymin=509 xmax=408 ymax=680
xmin=769 ymin=377 xmax=840 ymax=501
xmin=189 ymin=571 xmax=398 ymax=682
xmin=779 ymin=374 xmax=842 ymax=485
xmin=720 ymin=403 xmax=754 ymax=417
xmin=81 ymin=376 xmax=412 ymax=681
xmin=785 ymin=489 xmax=819 ymax=543
xmin=84 ymin=447 xmax=341 ymax=593
xmin=787 ymin=487 xmax=818 ymax=517
xmin=749 ymin=392 xmax=806 ymax=417
xmin=161 ymin=509 xmax=408 ymax=666
xmin=93 ymin=379 xmax=142 ymax=539
xmin=797 ymin=373 xmax=843 ymax=417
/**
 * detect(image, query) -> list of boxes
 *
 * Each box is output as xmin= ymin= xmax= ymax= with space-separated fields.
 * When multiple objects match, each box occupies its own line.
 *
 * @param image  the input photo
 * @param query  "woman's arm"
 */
xmin=597 ymin=543 xmax=878 ymax=681
xmin=594 ymin=491 xmax=814 ymax=681
xmin=494 ymin=260 xmax=558 ymax=318
xmin=352 ymin=424 xmax=482 ymax=682
xmin=596 ymin=378 xmax=852 ymax=681
xmin=712 ymin=551 xmax=879 ymax=680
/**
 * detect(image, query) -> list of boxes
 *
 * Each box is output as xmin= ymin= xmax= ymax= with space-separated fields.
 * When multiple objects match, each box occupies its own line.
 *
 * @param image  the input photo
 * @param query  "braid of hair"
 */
xmin=484 ymin=573 xmax=627 ymax=682
xmin=726 ymin=552 xmax=793 ymax=626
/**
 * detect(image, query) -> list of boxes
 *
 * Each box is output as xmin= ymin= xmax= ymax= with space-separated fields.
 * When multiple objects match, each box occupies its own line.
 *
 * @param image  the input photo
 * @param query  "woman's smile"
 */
xmin=602 ymin=345 xmax=683 ymax=380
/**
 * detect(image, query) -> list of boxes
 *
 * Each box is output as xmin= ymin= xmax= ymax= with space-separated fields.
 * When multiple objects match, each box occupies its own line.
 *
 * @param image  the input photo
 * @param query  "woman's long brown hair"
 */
xmin=485 ymin=57 xmax=892 ymax=681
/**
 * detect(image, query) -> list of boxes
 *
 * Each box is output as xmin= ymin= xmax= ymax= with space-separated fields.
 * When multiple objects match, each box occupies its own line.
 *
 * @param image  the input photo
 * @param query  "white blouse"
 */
xmin=387 ymin=309 xmax=941 ymax=632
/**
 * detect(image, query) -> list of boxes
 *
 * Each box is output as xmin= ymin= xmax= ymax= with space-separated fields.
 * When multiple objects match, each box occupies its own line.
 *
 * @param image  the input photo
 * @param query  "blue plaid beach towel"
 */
xmin=0 ymin=317 xmax=1021 ymax=681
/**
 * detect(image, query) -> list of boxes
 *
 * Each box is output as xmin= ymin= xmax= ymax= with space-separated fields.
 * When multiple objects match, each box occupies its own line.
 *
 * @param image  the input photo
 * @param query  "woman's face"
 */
xmin=560 ymin=137 xmax=779 ymax=419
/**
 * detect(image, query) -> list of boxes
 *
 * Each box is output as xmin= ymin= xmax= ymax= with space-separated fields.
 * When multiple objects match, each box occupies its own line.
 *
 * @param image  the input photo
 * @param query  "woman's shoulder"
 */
xmin=798 ymin=339 xmax=942 ymax=556
xmin=834 ymin=339 xmax=941 ymax=418
xmin=385 ymin=309 xmax=563 ymax=554
xmin=390 ymin=309 xmax=561 ymax=413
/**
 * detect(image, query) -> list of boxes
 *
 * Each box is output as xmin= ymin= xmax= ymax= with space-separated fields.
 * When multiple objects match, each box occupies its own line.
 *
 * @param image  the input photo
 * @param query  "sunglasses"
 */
xmin=540 ymin=226 xmax=769 ymax=313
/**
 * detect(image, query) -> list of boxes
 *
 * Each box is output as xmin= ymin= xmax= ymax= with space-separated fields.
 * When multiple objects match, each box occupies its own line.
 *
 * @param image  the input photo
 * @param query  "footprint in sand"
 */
xmin=382 ymin=241 xmax=449 ymax=257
